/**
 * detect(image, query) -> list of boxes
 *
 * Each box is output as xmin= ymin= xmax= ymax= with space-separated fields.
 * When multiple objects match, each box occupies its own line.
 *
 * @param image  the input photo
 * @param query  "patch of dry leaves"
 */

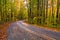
xmin=0 ymin=22 xmax=10 ymax=40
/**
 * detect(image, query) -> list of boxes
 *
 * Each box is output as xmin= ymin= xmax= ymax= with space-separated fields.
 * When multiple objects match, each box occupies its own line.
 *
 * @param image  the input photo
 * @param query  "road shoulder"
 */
xmin=24 ymin=21 xmax=60 ymax=33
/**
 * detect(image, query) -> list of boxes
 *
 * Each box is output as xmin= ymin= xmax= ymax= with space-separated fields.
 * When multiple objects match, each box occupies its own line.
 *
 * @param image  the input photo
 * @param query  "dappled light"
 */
xmin=0 ymin=0 xmax=60 ymax=40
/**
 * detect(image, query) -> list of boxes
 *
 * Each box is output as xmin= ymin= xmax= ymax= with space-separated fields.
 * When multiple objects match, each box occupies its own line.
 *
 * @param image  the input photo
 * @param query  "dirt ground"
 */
xmin=0 ymin=22 xmax=10 ymax=40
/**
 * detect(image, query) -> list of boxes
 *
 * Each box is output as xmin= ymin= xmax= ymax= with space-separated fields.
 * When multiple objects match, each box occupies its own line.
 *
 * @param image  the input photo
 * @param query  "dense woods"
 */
xmin=0 ymin=0 xmax=60 ymax=28
xmin=28 ymin=0 xmax=60 ymax=28
xmin=0 ymin=0 xmax=28 ymax=24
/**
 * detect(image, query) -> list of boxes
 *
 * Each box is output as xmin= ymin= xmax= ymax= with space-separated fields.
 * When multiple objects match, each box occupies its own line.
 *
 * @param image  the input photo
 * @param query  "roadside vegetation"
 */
xmin=28 ymin=0 xmax=60 ymax=29
xmin=0 ymin=0 xmax=60 ymax=31
xmin=0 ymin=0 xmax=60 ymax=40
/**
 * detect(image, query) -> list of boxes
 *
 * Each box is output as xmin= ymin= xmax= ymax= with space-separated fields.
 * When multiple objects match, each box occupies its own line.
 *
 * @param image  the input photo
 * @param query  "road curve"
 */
xmin=7 ymin=21 xmax=60 ymax=40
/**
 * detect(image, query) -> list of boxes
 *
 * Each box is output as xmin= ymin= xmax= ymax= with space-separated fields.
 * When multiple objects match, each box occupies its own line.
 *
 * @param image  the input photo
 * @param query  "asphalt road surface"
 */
xmin=7 ymin=21 xmax=60 ymax=40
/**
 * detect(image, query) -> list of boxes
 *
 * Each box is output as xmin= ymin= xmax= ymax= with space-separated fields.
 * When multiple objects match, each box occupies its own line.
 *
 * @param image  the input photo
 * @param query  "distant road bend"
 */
xmin=7 ymin=21 xmax=60 ymax=40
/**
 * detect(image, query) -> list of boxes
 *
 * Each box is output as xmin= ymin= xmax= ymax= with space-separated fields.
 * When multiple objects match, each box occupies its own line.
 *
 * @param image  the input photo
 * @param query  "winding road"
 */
xmin=7 ymin=21 xmax=60 ymax=40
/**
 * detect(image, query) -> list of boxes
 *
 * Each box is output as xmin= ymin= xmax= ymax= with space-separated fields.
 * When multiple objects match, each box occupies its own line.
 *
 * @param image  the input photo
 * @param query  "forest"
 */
xmin=0 ymin=0 xmax=60 ymax=28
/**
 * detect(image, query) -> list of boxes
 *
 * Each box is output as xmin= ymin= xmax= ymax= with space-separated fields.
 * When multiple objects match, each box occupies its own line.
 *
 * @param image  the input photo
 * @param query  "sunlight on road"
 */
xmin=17 ymin=21 xmax=55 ymax=40
xmin=22 ymin=23 xmax=28 ymax=26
